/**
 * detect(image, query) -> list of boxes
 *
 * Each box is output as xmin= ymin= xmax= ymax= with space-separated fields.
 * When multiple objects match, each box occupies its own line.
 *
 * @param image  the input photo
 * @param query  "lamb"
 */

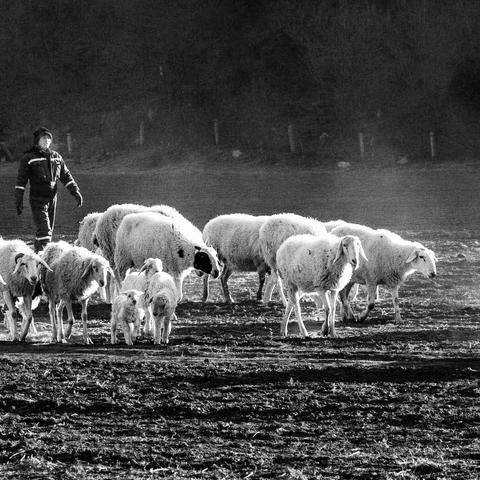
xmin=114 ymin=211 xmax=221 ymax=300
xmin=331 ymin=222 xmax=437 ymax=323
xmin=259 ymin=213 xmax=327 ymax=305
xmin=144 ymin=271 xmax=178 ymax=344
xmin=110 ymin=289 xmax=145 ymax=345
xmin=120 ymin=258 xmax=164 ymax=293
xmin=0 ymin=238 xmax=51 ymax=341
xmin=202 ymin=213 xmax=270 ymax=303
xmin=277 ymin=233 xmax=367 ymax=338
xmin=75 ymin=211 xmax=102 ymax=251
xmin=40 ymin=243 xmax=114 ymax=343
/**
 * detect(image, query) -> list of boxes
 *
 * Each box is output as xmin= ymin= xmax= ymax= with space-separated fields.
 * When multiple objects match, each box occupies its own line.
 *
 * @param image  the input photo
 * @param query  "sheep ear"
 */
xmin=81 ymin=258 xmax=93 ymax=279
xmin=333 ymin=240 xmax=344 ymax=263
xmin=406 ymin=248 xmax=418 ymax=263
xmin=13 ymin=253 xmax=24 ymax=274
xmin=139 ymin=262 xmax=147 ymax=273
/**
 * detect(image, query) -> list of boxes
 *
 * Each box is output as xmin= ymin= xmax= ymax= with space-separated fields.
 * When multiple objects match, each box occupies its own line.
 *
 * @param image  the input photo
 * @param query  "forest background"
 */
xmin=1 ymin=0 xmax=480 ymax=167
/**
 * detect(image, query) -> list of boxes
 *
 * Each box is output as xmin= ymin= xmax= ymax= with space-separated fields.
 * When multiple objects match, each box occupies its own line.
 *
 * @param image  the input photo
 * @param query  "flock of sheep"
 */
xmin=0 ymin=203 xmax=438 ymax=345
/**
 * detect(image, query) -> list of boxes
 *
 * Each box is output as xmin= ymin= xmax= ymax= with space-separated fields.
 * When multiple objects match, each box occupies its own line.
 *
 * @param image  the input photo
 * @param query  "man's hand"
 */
xmin=73 ymin=191 xmax=83 ymax=207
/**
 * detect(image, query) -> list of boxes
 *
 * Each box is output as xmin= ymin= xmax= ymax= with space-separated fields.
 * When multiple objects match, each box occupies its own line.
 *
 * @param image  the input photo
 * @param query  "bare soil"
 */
xmin=0 ymin=232 xmax=479 ymax=479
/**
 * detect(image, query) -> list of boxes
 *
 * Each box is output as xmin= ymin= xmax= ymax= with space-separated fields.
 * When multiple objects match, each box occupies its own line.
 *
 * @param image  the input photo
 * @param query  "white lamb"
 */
xmin=277 ymin=233 xmax=367 ymax=338
xmin=114 ymin=211 xmax=221 ymax=300
xmin=120 ymin=258 xmax=164 ymax=293
xmin=75 ymin=211 xmax=102 ymax=251
xmin=202 ymin=213 xmax=270 ymax=303
xmin=110 ymin=289 xmax=145 ymax=345
xmin=40 ymin=244 xmax=114 ymax=343
xmin=144 ymin=271 xmax=178 ymax=344
xmin=0 ymin=238 xmax=51 ymax=341
xmin=331 ymin=222 xmax=437 ymax=323
xmin=259 ymin=213 xmax=327 ymax=305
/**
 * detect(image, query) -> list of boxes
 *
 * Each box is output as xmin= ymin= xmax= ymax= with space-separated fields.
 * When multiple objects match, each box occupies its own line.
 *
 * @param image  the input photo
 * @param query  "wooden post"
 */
xmin=288 ymin=124 xmax=295 ymax=153
xmin=213 ymin=119 xmax=219 ymax=146
xmin=358 ymin=132 xmax=365 ymax=162
xmin=429 ymin=131 xmax=436 ymax=160
xmin=139 ymin=121 xmax=144 ymax=147
xmin=66 ymin=133 xmax=72 ymax=154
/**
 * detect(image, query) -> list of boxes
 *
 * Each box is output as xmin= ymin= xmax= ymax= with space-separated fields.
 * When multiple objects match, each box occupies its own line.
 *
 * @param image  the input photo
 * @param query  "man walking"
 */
xmin=15 ymin=127 xmax=83 ymax=252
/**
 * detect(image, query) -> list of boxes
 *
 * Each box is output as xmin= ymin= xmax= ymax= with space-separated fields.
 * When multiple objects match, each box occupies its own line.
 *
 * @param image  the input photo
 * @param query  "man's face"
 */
xmin=38 ymin=135 xmax=52 ymax=149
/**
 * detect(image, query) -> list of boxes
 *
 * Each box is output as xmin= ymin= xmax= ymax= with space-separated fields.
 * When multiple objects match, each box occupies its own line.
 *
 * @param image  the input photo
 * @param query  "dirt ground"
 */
xmin=0 ymin=233 xmax=479 ymax=479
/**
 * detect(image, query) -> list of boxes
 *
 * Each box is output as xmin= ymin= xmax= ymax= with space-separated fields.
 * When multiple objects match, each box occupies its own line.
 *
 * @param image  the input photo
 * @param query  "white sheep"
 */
xmin=114 ymin=211 xmax=221 ymax=300
xmin=120 ymin=258 xmax=164 ymax=293
xmin=259 ymin=213 xmax=327 ymax=305
xmin=0 ymin=238 xmax=51 ymax=341
xmin=75 ymin=211 xmax=102 ymax=251
xmin=331 ymin=222 xmax=437 ymax=323
xmin=110 ymin=289 xmax=145 ymax=345
xmin=93 ymin=203 xmax=184 ymax=274
xmin=202 ymin=213 xmax=270 ymax=303
xmin=144 ymin=271 xmax=178 ymax=344
xmin=323 ymin=219 xmax=347 ymax=232
xmin=277 ymin=233 xmax=367 ymax=338
xmin=40 ymin=244 xmax=114 ymax=343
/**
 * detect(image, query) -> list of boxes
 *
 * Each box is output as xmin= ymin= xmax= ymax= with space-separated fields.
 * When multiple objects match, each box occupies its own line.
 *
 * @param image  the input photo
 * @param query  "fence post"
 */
xmin=358 ymin=132 xmax=365 ymax=162
xmin=66 ymin=132 xmax=72 ymax=155
xmin=139 ymin=121 xmax=145 ymax=147
xmin=288 ymin=124 xmax=296 ymax=153
xmin=213 ymin=119 xmax=219 ymax=146
xmin=429 ymin=131 xmax=436 ymax=160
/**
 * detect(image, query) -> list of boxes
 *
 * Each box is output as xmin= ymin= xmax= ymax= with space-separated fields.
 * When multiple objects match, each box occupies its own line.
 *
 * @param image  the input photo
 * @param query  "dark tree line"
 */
xmin=1 ymin=0 xmax=480 ymax=163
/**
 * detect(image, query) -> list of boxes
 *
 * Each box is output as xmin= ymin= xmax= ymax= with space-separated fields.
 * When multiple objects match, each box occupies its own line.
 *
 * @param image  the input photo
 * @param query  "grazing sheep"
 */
xmin=144 ymin=271 xmax=178 ymax=344
xmin=110 ymin=289 xmax=145 ymax=345
xmin=75 ymin=211 xmax=102 ymax=251
xmin=277 ymin=233 xmax=367 ymax=338
xmin=40 ymin=244 xmax=114 ymax=343
xmin=202 ymin=213 xmax=270 ymax=303
xmin=93 ymin=203 xmax=185 ymax=274
xmin=259 ymin=213 xmax=327 ymax=305
xmin=0 ymin=238 xmax=51 ymax=341
xmin=331 ymin=222 xmax=437 ymax=323
xmin=115 ymin=211 xmax=221 ymax=300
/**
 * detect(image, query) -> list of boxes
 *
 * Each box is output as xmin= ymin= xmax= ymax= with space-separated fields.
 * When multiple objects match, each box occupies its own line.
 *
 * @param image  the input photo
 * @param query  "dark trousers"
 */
xmin=30 ymin=195 xmax=57 ymax=253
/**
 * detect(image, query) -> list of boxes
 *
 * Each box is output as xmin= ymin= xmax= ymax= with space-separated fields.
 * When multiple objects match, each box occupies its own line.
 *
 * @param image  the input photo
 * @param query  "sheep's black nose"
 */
xmin=30 ymin=276 xmax=38 ymax=283
xmin=429 ymin=272 xmax=436 ymax=279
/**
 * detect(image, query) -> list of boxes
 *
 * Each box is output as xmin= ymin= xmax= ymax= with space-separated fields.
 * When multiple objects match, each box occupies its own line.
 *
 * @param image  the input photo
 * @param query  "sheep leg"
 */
xmin=339 ymin=282 xmax=356 ymax=322
xmin=56 ymin=301 xmax=67 ymax=343
xmin=390 ymin=285 xmax=402 ymax=323
xmin=201 ymin=273 xmax=210 ymax=303
xmin=153 ymin=316 xmax=163 ymax=344
xmin=280 ymin=300 xmax=294 ymax=337
xmin=19 ymin=295 xmax=33 ymax=342
xmin=263 ymin=271 xmax=276 ymax=302
xmin=289 ymin=290 xmax=309 ymax=338
xmin=256 ymin=266 xmax=268 ymax=302
xmin=81 ymin=299 xmax=93 ymax=345
xmin=358 ymin=283 xmax=377 ymax=322
xmin=123 ymin=320 xmax=134 ymax=346
xmin=220 ymin=267 xmax=234 ymax=304
xmin=327 ymin=291 xmax=339 ymax=338
xmin=143 ymin=305 xmax=153 ymax=337
xmin=48 ymin=299 xmax=58 ymax=342
xmin=64 ymin=302 xmax=75 ymax=339
xmin=3 ymin=291 xmax=17 ymax=341
xmin=110 ymin=313 xmax=117 ymax=344
xmin=161 ymin=315 xmax=171 ymax=344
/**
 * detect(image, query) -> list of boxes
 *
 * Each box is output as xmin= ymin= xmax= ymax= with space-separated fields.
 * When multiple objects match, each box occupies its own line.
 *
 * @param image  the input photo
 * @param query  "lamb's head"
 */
xmin=139 ymin=257 xmax=163 ymax=279
xmin=333 ymin=235 xmax=368 ymax=269
xmin=81 ymin=255 xmax=114 ymax=288
xmin=13 ymin=252 xmax=52 ymax=285
xmin=124 ymin=289 xmax=143 ymax=306
xmin=193 ymin=245 xmax=221 ymax=278
xmin=405 ymin=245 xmax=437 ymax=279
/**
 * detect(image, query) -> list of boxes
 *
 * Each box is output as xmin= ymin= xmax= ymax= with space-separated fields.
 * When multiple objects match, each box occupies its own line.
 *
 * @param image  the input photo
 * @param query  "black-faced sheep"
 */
xmin=114 ymin=212 xmax=220 ymax=301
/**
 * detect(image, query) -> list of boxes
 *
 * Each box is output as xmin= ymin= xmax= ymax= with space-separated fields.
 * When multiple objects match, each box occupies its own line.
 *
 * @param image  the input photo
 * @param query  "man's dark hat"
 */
xmin=33 ymin=127 xmax=53 ymax=144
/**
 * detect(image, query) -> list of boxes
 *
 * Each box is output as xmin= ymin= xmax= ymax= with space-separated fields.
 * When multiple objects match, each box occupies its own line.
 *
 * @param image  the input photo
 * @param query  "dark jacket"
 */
xmin=16 ymin=146 xmax=80 ymax=199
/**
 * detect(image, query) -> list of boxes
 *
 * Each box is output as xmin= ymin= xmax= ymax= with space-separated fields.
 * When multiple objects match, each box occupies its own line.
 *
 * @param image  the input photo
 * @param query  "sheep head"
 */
xmin=405 ymin=245 xmax=437 ymax=279
xmin=193 ymin=245 xmax=221 ymax=278
xmin=13 ymin=252 xmax=51 ymax=285
xmin=333 ymin=235 xmax=368 ymax=269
